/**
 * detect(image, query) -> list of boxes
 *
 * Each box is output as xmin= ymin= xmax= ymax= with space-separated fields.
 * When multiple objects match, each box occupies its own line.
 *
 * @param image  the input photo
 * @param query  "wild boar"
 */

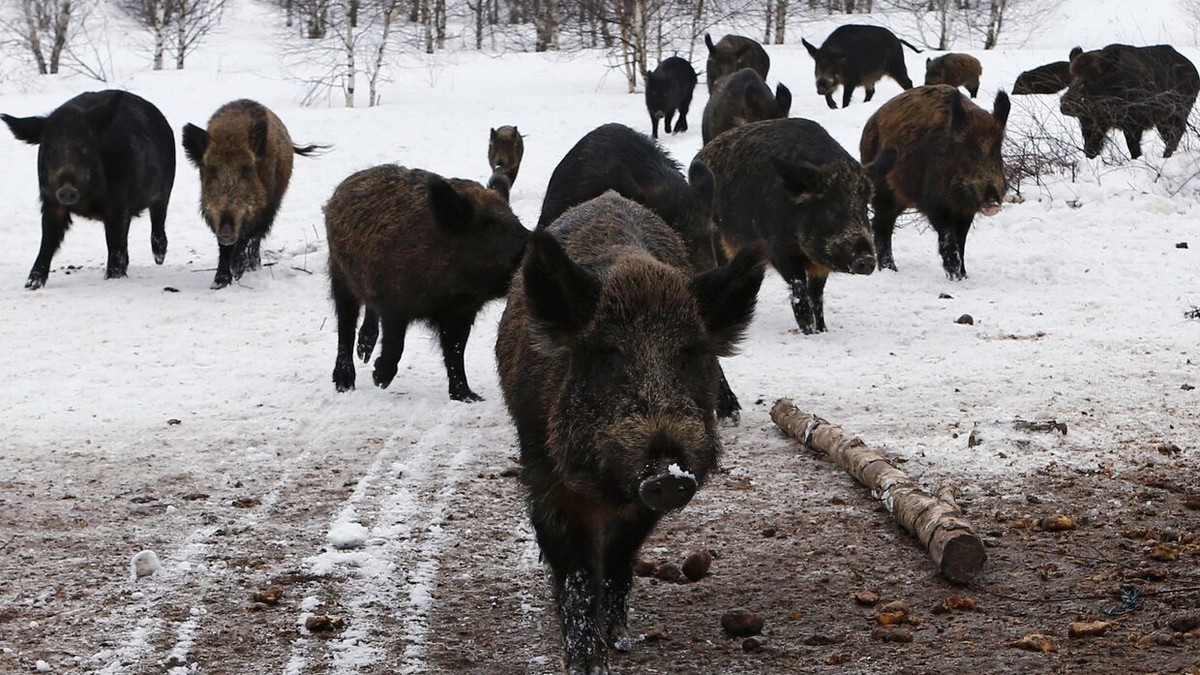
xmin=705 ymin=33 xmax=770 ymax=92
xmin=488 ymin=125 xmax=525 ymax=185
xmin=2 ymin=90 xmax=175 ymax=289
xmin=325 ymin=166 xmax=527 ymax=401
xmin=1012 ymin=61 xmax=1072 ymax=95
xmin=182 ymin=100 xmax=322 ymax=289
xmin=496 ymin=192 xmax=764 ymax=675
xmin=1060 ymin=44 xmax=1199 ymax=159
xmin=861 ymin=85 xmax=1010 ymax=280
xmin=645 ymin=57 xmax=698 ymax=139
xmin=802 ymin=24 xmax=921 ymax=109
xmin=701 ymin=68 xmax=792 ymax=145
xmin=925 ymin=53 xmax=983 ymax=98
xmin=698 ymin=118 xmax=895 ymax=334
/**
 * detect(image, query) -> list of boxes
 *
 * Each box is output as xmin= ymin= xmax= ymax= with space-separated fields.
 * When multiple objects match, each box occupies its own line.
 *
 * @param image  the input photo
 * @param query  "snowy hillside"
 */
xmin=0 ymin=0 xmax=1197 ymax=673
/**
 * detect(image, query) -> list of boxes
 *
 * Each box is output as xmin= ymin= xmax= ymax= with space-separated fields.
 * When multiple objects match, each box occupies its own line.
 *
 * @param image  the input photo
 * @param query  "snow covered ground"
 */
xmin=0 ymin=0 xmax=1197 ymax=673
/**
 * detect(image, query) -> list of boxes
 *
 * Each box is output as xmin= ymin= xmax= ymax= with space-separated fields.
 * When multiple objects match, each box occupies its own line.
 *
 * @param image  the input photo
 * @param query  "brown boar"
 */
xmin=488 ymin=125 xmax=525 ymax=186
xmin=701 ymin=68 xmax=792 ymax=145
xmin=861 ymin=85 xmax=1010 ymax=280
xmin=182 ymin=100 xmax=322 ymax=289
xmin=705 ymin=33 xmax=770 ymax=92
xmin=496 ymin=191 xmax=764 ymax=674
xmin=924 ymin=53 xmax=982 ymax=98
xmin=325 ymin=165 xmax=526 ymax=402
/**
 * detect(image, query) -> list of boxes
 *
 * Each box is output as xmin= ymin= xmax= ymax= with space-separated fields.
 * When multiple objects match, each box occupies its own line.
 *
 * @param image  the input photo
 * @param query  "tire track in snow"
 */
xmin=282 ymin=404 xmax=496 ymax=674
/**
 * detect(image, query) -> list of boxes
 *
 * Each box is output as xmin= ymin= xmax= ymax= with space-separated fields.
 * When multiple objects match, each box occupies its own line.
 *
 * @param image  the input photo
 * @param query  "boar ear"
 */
xmin=487 ymin=172 xmax=511 ymax=202
xmin=865 ymin=147 xmax=898 ymax=183
xmin=1069 ymin=46 xmax=1083 ymax=62
xmin=687 ymin=159 xmax=715 ymax=209
xmin=992 ymin=90 xmax=1011 ymax=128
xmin=690 ymin=245 xmax=765 ymax=355
xmin=926 ymin=57 xmax=931 ymax=65
xmin=775 ymin=83 xmax=792 ymax=116
xmin=490 ymin=127 xmax=497 ymax=141
xmin=250 ymin=118 xmax=269 ymax=157
xmin=705 ymin=33 xmax=716 ymax=54
xmin=524 ymin=230 xmax=600 ymax=344
xmin=428 ymin=175 xmax=474 ymax=228
xmin=1 ymin=114 xmax=47 ymax=145
xmin=947 ymin=92 xmax=968 ymax=133
xmin=181 ymin=123 xmax=209 ymax=167
xmin=802 ymin=38 xmax=819 ymax=58
xmin=771 ymin=156 xmax=828 ymax=202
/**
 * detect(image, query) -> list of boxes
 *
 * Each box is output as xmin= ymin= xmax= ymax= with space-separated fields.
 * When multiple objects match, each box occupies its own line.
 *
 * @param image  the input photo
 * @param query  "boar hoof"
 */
xmin=372 ymin=361 xmax=398 ymax=389
xmin=610 ymin=628 xmax=633 ymax=653
xmin=798 ymin=322 xmax=819 ymax=335
xmin=357 ymin=333 xmax=378 ymax=363
xmin=877 ymin=255 xmax=897 ymax=272
xmin=450 ymin=388 xmax=484 ymax=403
xmin=333 ymin=365 xmax=356 ymax=392
xmin=24 ymin=274 xmax=46 ymax=290
xmin=210 ymin=274 xmax=232 ymax=290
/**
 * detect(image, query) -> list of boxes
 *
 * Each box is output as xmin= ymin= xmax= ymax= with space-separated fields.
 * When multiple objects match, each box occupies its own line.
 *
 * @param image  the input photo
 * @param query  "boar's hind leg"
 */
xmin=532 ymin=512 xmax=606 ymax=674
xmin=357 ymin=309 xmax=380 ymax=362
xmin=1157 ymin=116 xmax=1186 ymax=158
xmin=437 ymin=311 xmax=483 ymax=402
xmin=372 ymin=313 xmax=409 ymax=389
xmin=864 ymin=85 xmax=876 ymax=102
xmin=650 ymin=114 xmax=660 ymax=140
xmin=601 ymin=517 xmax=657 ymax=653
xmin=1121 ymin=127 xmax=1144 ymax=160
xmin=243 ymin=237 xmax=263 ymax=272
xmin=331 ymin=273 xmax=360 ymax=392
xmin=664 ymin=110 xmax=676 ymax=136
xmin=27 ymin=205 xmax=70 ymax=290
xmin=870 ymin=189 xmax=901 ymax=272
xmin=149 ymin=201 xmax=168 ymax=265
xmin=716 ymin=364 xmax=741 ymax=423
xmin=674 ymin=104 xmax=689 ymax=133
xmin=212 ymin=244 xmax=235 ymax=290
xmin=842 ymin=82 xmax=857 ymax=108
xmin=103 ymin=210 xmax=131 ymax=280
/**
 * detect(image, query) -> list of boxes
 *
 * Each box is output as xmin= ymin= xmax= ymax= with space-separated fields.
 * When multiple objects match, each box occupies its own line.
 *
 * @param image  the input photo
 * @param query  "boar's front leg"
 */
xmin=436 ymin=311 xmax=483 ymax=402
xmin=244 ymin=237 xmax=263 ymax=272
xmin=664 ymin=110 xmax=675 ymax=136
xmin=602 ymin=516 xmax=657 ymax=653
xmin=870 ymin=188 xmax=901 ymax=272
xmin=954 ymin=219 xmax=972 ymax=279
xmin=1159 ymin=114 xmax=1187 ymax=158
xmin=841 ymin=81 xmax=858 ymax=108
xmin=532 ymin=510 xmax=607 ymax=674
xmin=26 ymin=204 xmax=71 ymax=290
xmin=102 ymin=208 xmax=131 ymax=280
xmin=1121 ymin=126 xmax=1144 ymax=160
xmin=650 ymin=114 xmax=660 ymax=140
xmin=931 ymin=212 xmax=966 ymax=281
xmin=716 ymin=363 xmax=741 ymax=423
xmin=674 ymin=105 xmax=689 ymax=133
xmin=212 ymin=243 xmax=235 ymax=290
xmin=824 ymin=92 xmax=838 ymax=110
xmin=772 ymin=248 xmax=817 ymax=333
xmin=805 ymin=265 xmax=829 ymax=333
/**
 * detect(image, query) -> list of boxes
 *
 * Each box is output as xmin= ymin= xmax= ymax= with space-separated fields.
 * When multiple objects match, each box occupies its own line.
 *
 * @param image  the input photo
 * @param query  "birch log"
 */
xmin=770 ymin=398 xmax=986 ymax=584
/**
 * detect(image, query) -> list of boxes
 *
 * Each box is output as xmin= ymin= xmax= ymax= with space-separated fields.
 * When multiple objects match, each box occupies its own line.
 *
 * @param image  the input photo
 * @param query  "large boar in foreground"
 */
xmin=325 ymin=165 xmax=526 ymax=401
xmin=705 ymin=33 xmax=770 ymax=92
xmin=698 ymin=119 xmax=894 ymax=334
xmin=701 ymin=68 xmax=792 ymax=145
xmin=861 ymin=85 xmax=1010 ymax=280
xmin=2 ymin=90 xmax=174 ymax=290
xmin=802 ymin=25 xmax=921 ymax=109
xmin=1060 ymin=44 xmax=1199 ymax=159
xmin=924 ymin=53 xmax=982 ymax=98
xmin=1012 ymin=61 xmax=1071 ymax=95
xmin=497 ymin=192 xmax=764 ymax=675
xmin=644 ymin=57 xmax=698 ymax=139
xmin=182 ymin=100 xmax=322 ymax=289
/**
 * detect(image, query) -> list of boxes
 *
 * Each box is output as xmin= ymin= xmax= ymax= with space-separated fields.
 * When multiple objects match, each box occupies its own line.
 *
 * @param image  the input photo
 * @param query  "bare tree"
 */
xmin=172 ymin=0 xmax=226 ymax=68
xmin=2 ymin=0 xmax=76 ymax=74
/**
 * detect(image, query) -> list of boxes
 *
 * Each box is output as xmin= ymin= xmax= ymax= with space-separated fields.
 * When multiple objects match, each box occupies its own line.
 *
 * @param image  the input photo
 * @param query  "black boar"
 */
xmin=698 ymin=119 xmax=895 ymax=334
xmin=1060 ymin=44 xmax=1199 ymax=159
xmin=645 ymin=57 xmax=698 ymax=139
xmin=802 ymin=25 xmax=921 ymax=109
xmin=325 ymin=166 xmax=526 ymax=401
xmin=701 ymin=68 xmax=792 ymax=145
xmin=861 ymin=85 xmax=1010 ymax=280
xmin=496 ymin=192 xmax=764 ymax=675
xmin=925 ymin=53 xmax=982 ymax=98
xmin=488 ymin=125 xmax=525 ymax=185
xmin=2 ymin=90 xmax=174 ymax=290
xmin=705 ymin=33 xmax=770 ymax=92
xmin=536 ymin=123 xmax=753 ymax=421
xmin=182 ymin=100 xmax=322 ymax=289
xmin=1012 ymin=61 xmax=1072 ymax=95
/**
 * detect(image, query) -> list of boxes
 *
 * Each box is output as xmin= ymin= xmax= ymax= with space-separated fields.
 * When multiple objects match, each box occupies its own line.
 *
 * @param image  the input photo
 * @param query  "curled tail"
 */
xmin=899 ymin=39 xmax=923 ymax=54
xmin=294 ymin=143 xmax=330 ymax=156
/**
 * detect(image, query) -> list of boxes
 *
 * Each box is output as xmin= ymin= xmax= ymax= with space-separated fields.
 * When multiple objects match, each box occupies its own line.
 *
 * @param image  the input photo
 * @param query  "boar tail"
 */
xmin=294 ymin=143 xmax=331 ymax=157
xmin=898 ymin=39 xmax=923 ymax=54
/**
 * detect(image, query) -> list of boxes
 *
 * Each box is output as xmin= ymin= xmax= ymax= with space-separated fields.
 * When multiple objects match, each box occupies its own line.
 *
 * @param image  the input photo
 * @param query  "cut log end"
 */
xmin=938 ymin=532 xmax=987 ymax=584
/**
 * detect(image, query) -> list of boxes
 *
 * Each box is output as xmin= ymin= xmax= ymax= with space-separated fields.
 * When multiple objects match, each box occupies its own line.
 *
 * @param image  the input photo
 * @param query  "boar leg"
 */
xmin=331 ymin=273 xmax=360 ymax=392
xmin=716 ymin=365 xmax=741 ymax=422
xmin=954 ymin=219 xmax=972 ymax=279
xmin=841 ymin=82 xmax=857 ymax=108
xmin=805 ymin=266 xmax=829 ymax=333
xmin=674 ymin=105 xmax=689 ymax=133
xmin=26 ymin=205 xmax=71 ymax=290
xmin=244 ymin=237 xmax=263 ymax=272
xmin=437 ymin=312 xmax=483 ymax=402
xmin=212 ymin=244 xmax=235 ymax=290
xmin=601 ymin=517 xmax=657 ymax=653
xmin=664 ymin=110 xmax=676 ymax=136
xmin=931 ymin=214 xmax=965 ymax=281
xmin=230 ymin=239 xmax=251 ymax=280
xmin=1159 ymin=117 xmax=1186 ymax=158
xmin=102 ymin=210 xmax=131 ymax=280
xmin=532 ymin=513 xmax=606 ymax=674
xmin=864 ymin=85 xmax=876 ymax=102
xmin=789 ymin=277 xmax=817 ymax=334
xmin=1121 ymin=126 xmax=1144 ymax=160
xmin=824 ymin=92 xmax=838 ymax=109
xmin=149 ymin=201 xmax=168 ymax=265
xmin=650 ymin=114 xmax=660 ymax=140
xmin=372 ymin=313 xmax=409 ymax=389
xmin=357 ymin=309 xmax=380 ymax=362
xmin=870 ymin=190 xmax=901 ymax=272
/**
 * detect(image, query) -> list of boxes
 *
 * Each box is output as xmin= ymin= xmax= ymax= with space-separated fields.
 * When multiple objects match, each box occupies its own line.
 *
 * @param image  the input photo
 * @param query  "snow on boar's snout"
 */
xmin=496 ymin=192 xmax=763 ymax=674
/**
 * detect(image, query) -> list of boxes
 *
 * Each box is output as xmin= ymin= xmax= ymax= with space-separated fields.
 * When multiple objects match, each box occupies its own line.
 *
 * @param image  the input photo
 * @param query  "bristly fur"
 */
xmin=705 ymin=33 xmax=770 ymax=92
xmin=701 ymin=68 xmax=792 ymax=145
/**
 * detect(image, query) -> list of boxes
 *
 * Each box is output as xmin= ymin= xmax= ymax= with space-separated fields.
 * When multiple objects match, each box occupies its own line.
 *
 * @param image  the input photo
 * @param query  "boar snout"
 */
xmin=55 ymin=185 xmax=80 ymax=205
xmin=216 ymin=216 xmax=238 ymax=245
xmin=639 ymin=471 xmax=697 ymax=513
xmin=816 ymin=78 xmax=833 ymax=95
xmin=850 ymin=255 xmax=876 ymax=275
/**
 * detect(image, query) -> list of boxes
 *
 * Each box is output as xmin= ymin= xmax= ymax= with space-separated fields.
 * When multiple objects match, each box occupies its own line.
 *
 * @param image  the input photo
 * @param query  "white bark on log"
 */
xmin=770 ymin=398 xmax=986 ymax=584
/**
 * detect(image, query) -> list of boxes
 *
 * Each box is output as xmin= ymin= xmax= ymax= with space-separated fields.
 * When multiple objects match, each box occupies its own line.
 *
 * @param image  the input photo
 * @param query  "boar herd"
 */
xmin=3 ymin=25 xmax=1199 ymax=675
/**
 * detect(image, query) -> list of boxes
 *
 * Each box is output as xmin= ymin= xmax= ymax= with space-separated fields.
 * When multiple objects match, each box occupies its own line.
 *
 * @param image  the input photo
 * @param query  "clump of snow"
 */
xmin=36 ymin=660 xmax=51 ymax=672
xmin=129 ymin=550 xmax=161 ymax=581
xmin=667 ymin=463 xmax=696 ymax=481
xmin=327 ymin=522 xmax=370 ymax=550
